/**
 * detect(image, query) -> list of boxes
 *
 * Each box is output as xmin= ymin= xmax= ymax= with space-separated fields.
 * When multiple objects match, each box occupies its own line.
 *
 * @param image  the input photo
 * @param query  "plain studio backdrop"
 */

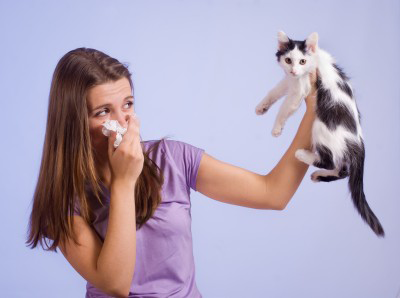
xmin=0 ymin=1 xmax=399 ymax=297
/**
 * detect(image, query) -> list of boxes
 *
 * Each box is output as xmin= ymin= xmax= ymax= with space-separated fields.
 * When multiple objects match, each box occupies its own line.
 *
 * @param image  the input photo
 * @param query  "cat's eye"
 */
xmin=285 ymin=58 xmax=292 ymax=64
xmin=299 ymin=59 xmax=306 ymax=65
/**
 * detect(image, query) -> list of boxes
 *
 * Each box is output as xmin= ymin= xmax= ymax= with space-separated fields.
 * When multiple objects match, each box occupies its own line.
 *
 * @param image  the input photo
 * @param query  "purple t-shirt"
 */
xmin=74 ymin=139 xmax=205 ymax=298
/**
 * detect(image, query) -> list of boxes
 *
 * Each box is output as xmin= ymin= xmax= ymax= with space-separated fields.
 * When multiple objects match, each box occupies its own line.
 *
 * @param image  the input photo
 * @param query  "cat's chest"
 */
xmin=288 ymin=77 xmax=311 ymax=96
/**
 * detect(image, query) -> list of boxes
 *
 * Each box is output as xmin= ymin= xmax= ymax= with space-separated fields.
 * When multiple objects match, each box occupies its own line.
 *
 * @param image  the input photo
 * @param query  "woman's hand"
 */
xmin=305 ymin=69 xmax=318 ymax=111
xmin=107 ymin=114 xmax=144 ymax=187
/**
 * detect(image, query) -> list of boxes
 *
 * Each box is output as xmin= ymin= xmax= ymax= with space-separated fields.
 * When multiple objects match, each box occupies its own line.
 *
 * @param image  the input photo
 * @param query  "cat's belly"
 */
xmin=311 ymin=118 xmax=361 ymax=165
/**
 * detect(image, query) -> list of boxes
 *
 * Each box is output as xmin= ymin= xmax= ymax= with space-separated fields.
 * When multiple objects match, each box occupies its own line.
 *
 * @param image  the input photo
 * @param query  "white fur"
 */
xmin=295 ymin=149 xmax=319 ymax=165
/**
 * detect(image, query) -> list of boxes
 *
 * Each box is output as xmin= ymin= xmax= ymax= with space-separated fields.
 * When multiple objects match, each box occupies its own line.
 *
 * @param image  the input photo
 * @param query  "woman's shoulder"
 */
xmin=142 ymin=138 xmax=204 ymax=191
xmin=141 ymin=139 xmax=166 ymax=153
xmin=142 ymin=138 xmax=204 ymax=157
xmin=141 ymin=138 xmax=187 ymax=152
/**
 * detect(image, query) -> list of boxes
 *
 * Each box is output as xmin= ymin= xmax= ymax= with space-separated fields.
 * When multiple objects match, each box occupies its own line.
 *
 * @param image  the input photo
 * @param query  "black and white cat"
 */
xmin=256 ymin=31 xmax=384 ymax=237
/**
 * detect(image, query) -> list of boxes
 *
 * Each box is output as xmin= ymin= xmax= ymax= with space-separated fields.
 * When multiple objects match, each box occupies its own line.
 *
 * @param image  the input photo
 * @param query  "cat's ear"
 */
xmin=306 ymin=32 xmax=319 ymax=53
xmin=277 ymin=30 xmax=289 ymax=50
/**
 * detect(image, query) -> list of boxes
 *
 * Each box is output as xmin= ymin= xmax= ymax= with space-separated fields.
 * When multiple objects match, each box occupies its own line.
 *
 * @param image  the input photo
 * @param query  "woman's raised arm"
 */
xmin=196 ymin=72 xmax=317 ymax=210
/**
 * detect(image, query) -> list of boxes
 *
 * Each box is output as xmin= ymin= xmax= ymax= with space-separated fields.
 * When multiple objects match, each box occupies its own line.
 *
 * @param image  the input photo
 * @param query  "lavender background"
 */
xmin=0 ymin=0 xmax=399 ymax=297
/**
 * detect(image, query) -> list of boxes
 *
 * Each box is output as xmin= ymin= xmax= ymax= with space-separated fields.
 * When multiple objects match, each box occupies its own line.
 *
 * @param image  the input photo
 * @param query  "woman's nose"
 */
xmin=113 ymin=111 xmax=129 ymax=128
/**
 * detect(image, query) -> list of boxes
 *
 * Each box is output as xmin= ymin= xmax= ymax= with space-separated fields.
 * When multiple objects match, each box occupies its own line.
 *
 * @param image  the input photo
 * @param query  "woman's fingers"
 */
xmin=308 ymin=69 xmax=318 ymax=95
xmin=119 ymin=114 xmax=140 ymax=148
xmin=107 ymin=113 xmax=141 ymax=157
xmin=105 ymin=112 xmax=144 ymax=183
xmin=309 ymin=69 xmax=317 ymax=84
xmin=119 ymin=115 xmax=134 ymax=144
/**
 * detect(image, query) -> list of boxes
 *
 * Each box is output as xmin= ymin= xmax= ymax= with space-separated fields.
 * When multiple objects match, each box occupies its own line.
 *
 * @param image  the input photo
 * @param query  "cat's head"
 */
xmin=275 ymin=31 xmax=318 ymax=78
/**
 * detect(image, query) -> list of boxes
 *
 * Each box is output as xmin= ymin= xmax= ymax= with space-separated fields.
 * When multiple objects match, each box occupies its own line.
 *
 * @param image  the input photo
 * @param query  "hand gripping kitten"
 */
xmin=255 ymin=31 xmax=384 ymax=237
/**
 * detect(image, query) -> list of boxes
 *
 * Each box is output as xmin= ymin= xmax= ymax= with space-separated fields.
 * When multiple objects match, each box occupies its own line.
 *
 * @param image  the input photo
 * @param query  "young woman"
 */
xmin=26 ymin=48 xmax=317 ymax=297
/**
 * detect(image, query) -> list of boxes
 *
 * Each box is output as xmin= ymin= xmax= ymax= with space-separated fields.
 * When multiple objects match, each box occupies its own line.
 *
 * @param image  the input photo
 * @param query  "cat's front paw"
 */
xmin=255 ymin=103 xmax=270 ymax=115
xmin=271 ymin=126 xmax=282 ymax=137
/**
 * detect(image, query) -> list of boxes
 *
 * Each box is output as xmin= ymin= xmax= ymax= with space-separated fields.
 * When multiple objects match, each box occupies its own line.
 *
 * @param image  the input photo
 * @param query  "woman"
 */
xmin=26 ymin=48 xmax=317 ymax=297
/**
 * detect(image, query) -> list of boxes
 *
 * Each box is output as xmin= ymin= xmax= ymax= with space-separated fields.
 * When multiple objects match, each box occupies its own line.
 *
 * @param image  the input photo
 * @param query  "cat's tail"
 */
xmin=348 ymin=140 xmax=385 ymax=237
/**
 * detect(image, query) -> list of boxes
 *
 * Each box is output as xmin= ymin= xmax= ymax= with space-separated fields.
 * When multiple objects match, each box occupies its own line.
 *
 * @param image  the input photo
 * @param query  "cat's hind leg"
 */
xmin=295 ymin=145 xmax=336 ymax=170
xmin=311 ymin=164 xmax=349 ymax=182
xmin=311 ymin=169 xmax=340 ymax=182
xmin=312 ymin=144 xmax=335 ymax=170
xmin=296 ymin=145 xmax=350 ymax=182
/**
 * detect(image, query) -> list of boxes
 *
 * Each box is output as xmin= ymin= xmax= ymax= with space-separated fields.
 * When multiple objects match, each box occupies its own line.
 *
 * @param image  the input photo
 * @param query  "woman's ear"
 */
xmin=306 ymin=32 xmax=319 ymax=53
xmin=277 ymin=30 xmax=289 ymax=50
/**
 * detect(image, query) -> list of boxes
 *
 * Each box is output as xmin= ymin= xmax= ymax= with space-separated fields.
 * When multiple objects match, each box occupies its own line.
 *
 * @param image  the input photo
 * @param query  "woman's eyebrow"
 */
xmin=91 ymin=95 xmax=134 ymax=112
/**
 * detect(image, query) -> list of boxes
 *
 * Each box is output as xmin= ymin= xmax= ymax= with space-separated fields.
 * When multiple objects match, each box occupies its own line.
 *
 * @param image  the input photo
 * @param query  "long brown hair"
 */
xmin=26 ymin=48 xmax=166 ymax=252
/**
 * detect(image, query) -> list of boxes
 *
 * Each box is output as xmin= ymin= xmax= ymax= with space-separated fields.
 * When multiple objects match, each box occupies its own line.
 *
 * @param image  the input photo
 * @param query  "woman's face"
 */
xmin=86 ymin=77 xmax=135 ymax=161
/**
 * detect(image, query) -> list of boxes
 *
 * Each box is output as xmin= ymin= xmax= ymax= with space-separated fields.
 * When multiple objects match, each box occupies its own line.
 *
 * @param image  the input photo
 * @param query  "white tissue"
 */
xmin=102 ymin=120 xmax=128 ymax=148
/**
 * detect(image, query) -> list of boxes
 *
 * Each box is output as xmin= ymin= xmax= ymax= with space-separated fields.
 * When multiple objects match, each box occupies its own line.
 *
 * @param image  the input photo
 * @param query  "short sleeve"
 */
xmin=73 ymin=206 xmax=81 ymax=216
xmin=73 ymin=198 xmax=81 ymax=216
xmin=163 ymin=139 xmax=205 ymax=191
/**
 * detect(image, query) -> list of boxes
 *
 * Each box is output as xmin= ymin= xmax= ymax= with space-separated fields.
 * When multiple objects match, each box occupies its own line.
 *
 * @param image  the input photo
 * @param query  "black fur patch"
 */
xmin=338 ymin=164 xmax=349 ymax=177
xmin=275 ymin=38 xmax=307 ymax=61
xmin=316 ymin=77 xmax=358 ymax=133
xmin=333 ymin=63 xmax=353 ymax=98
xmin=317 ymin=175 xmax=340 ymax=182
xmin=337 ymin=81 xmax=353 ymax=98
xmin=333 ymin=63 xmax=350 ymax=81
xmin=344 ymin=139 xmax=365 ymax=163
xmin=313 ymin=144 xmax=335 ymax=169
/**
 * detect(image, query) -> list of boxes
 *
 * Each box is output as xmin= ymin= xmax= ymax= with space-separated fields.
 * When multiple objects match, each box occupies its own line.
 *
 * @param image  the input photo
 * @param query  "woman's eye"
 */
xmin=124 ymin=101 xmax=133 ymax=109
xmin=299 ymin=59 xmax=306 ymax=65
xmin=95 ymin=109 xmax=108 ymax=117
xmin=285 ymin=57 xmax=292 ymax=64
xmin=94 ymin=101 xmax=133 ymax=117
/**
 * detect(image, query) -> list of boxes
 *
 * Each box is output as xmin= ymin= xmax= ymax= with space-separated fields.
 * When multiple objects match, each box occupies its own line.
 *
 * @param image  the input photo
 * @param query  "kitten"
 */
xmin=255 ymin=31 xmax=384 ymax=237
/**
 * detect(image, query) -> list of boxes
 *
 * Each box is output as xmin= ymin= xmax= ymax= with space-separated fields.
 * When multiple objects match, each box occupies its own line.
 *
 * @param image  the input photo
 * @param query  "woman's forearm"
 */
xmin=97 ymin=180 xmax=137 ymax=296
xmin=268 ymin=103 xmax=316 ymax=209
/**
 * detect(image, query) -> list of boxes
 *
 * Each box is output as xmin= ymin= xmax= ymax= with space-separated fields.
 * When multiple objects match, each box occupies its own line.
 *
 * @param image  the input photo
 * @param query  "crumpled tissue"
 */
xmin=101 ymin=120 xmax=128 ymax=148
xmin=101 ymin=113 xmax=139 ymax=148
